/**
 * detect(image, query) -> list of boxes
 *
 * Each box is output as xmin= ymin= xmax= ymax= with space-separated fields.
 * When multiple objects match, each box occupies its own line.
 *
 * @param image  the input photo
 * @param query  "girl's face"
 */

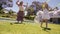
xmin=42 ymin=2 xmax=48 ymax=10
xmin=42 ymin=3 xmax=46 ymax=10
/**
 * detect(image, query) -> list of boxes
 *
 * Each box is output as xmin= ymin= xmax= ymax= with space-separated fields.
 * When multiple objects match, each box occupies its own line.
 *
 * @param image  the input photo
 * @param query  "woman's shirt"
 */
xmin=19 ymin=6 xmax=24 ymax=11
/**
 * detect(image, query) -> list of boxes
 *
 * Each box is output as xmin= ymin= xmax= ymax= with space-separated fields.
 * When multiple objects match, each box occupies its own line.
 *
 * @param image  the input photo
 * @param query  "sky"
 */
xmin=5 ymin=0 xmax=60 ymax=12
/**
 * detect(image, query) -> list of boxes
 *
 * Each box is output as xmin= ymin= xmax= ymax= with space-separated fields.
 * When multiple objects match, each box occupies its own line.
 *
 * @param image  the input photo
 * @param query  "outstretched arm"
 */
xmin=23 ymin=3 xmax=28 ymax=7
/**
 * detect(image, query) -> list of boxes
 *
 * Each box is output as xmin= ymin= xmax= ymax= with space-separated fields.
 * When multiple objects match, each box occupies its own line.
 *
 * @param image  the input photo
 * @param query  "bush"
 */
xmin=24 ymin=15 xmax=35 ymax=20
xmin=2 ymin=15 xmax=10 ymax=18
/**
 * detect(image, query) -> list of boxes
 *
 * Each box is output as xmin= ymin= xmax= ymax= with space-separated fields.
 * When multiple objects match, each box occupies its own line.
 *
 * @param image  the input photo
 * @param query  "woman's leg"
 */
xmin=20 ymin=16 xmax=24 ymax=23
xmin=17 ymin=21 xmax=19 ymax=23
xmin=19 ymin=11 xmax=24 ymax=24
xmin=16 ymin=11 xmax=20 ymax=23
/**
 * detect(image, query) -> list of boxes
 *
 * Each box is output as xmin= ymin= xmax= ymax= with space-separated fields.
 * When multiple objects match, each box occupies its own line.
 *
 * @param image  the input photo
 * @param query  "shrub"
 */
xmin=2 ymin=15 xmax=10 ymax=18
xmin=24 ymin=15 xmax=35 ymax=20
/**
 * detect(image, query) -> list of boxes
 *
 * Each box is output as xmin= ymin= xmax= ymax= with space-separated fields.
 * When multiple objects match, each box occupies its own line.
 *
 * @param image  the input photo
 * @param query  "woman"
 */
xmin=41 ymin=2 xmax=50 ymax=28
xmin=16 ymin=0 xmax=28 ymax=23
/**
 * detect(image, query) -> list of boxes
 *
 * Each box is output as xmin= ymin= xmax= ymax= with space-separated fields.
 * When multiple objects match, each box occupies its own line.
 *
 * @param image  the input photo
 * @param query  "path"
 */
xmin=0 ymin=17 xmax=34 ymax=23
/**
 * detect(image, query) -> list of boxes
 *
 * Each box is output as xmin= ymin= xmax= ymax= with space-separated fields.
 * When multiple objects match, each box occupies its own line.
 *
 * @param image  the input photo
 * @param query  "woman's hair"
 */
xmin=20 ymin=1 xmax=23 ymax=6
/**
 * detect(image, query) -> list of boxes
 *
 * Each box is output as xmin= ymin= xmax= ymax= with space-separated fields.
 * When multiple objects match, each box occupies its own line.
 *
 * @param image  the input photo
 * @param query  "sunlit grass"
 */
xmin=0 ymin=21 xmax=60 ymax=34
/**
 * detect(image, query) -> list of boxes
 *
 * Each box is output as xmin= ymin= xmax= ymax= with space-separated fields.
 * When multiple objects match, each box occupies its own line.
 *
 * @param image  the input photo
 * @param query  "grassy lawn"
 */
xmin=0 ymin=21 xmax=60 ymax=34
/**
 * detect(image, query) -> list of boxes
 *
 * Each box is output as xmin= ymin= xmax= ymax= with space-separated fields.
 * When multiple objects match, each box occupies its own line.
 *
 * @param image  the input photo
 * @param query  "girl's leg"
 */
xmin=41 ymin=20 xmax=43 ymax=27
xmin=45 ymin=19 xmax=48 ymax=28
xmin=41 ymin=22 xmax=43 ymax=27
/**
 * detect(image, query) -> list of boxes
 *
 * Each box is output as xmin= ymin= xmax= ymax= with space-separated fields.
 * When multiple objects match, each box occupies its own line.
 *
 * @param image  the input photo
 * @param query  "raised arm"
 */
xmin=23 ymin=3 xmax=28 ymax=7
xmin=16 ymin=0 xmax=20 ymax=6
xmin=26 ymin=3 xmax=28 ymax=8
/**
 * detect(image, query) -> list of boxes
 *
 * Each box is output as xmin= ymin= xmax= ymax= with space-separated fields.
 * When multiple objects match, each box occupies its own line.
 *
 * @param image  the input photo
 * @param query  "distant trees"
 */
xmin=0 ymin=4 xmax=3 ymax=10
xmin=32 ymin=1 xmax=42 ymax=11
xmin=0 ymin=3 xmax=3 ymax=14
xmin=27 ymin=1 xmax=51 ymax=15
xmin=0 ymin=0 xmax=13 ymax=14
xmin=0 ymin=9 xmax=5 ymax=14
xmin=26 ymin=1 xmax=43 ymax=15
xmin=27 ymin=8 xmax=34 ymax=16
xmin=0 ymin=0 xmax=13 ymax=8
xmin=54 ymin=7 xmax=59 ymax=10
xmin=8 ymin=9 xmax=15 ymax=15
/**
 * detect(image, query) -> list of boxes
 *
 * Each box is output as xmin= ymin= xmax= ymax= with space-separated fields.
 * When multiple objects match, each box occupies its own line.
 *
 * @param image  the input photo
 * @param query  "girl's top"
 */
xmin=42 ymin=8 xmax=50 ymax=19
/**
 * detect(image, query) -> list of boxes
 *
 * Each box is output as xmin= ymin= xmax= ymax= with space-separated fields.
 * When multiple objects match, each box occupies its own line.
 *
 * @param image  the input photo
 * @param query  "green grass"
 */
xmin=0 ymin=21 xmax=60 ymax=34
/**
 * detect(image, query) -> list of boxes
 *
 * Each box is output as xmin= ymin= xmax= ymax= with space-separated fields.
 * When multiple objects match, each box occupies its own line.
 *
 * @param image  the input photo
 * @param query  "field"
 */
xmin=0 ymin=21 xmax=60 ymax=34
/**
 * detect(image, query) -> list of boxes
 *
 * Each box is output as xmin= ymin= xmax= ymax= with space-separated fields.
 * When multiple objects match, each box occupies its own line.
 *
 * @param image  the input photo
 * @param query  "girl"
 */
xmin=16 ymin=0 xmax=28 ymax=23
xmin=41 ymin=2 xmax=50 ymax=28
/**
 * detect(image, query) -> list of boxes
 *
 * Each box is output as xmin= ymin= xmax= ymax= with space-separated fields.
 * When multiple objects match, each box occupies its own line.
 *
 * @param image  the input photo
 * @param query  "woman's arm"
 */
xmin=23 ymin=3 xmax=28 ymax=7
xmin=16 ymin=0 xmax=20 ymax=6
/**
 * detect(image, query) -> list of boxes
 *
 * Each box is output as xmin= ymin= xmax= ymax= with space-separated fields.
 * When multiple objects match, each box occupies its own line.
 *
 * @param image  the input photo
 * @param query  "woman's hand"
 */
xmin=26 ymin=3 xmax=28 ymax=6
xmin=23 ymin=3 xmax=28 ymax=7
xmin=16 ymin=0 xmax=20 ymax=6
xmin=17 ymin=0 xmax=19 ymax=2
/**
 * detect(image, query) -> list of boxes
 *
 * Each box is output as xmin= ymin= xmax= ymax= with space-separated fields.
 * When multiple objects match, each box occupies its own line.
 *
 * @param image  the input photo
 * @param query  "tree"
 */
xmin=0 ymin=4 xmax=3 ymax=10
xmin=32 ymin=1 xmax=42 ymax=11
xmin=54 ymin=7 xmax=59 ymax=10
xmin=8 ymin=9 xmax=15 ymax=15
xmin=27 ymin=7 xmax=34 ymax=16
xmin=0 ymin=0 xmax=13 ymax=14
xmin=27 ymin=1 xmax=42 ymax=15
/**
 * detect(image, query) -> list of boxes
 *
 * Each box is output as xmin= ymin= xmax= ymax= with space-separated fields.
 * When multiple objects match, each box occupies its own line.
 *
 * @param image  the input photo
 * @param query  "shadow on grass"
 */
xmin=23 ymin=20 xmax=34 ymax=23
xmin=42 ymin=27 xmax=51 ymax=31
xmin=0 ymin=18 xmax=34 ymax=23
xmin=42 ymin=27 xmax=51 ymax=34
xmin=0 ymin=18 xmax=16 ymax=21
xmin=10 ymin=22 xmax=25 ymax=25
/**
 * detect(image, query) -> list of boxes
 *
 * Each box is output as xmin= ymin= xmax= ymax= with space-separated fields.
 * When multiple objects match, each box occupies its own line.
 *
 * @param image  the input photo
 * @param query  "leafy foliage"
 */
xmin=8 ymin=9 xmax=15 ymax=15
xmin=0 ymin=4 xmax=3 ymax=11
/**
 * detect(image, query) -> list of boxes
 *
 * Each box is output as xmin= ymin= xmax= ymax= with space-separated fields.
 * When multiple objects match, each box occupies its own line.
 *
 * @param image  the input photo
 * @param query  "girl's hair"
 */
xmin=45 ymin=3 xmax=49 ymax=10
xmin=42 ymin=2 xmax=49 ymax=10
